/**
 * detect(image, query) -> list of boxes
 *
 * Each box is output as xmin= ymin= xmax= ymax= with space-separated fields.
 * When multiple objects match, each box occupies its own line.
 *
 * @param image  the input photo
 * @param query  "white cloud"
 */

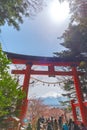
xmin=28 ymin=83 xmax=64 ymax=98
xmin=41 ymin=91 xmax=62 ymax=98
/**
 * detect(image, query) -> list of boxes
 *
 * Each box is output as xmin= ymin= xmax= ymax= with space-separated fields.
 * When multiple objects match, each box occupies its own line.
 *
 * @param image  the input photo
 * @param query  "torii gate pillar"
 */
xmin=72 ymin=66 xmax=87 ymax=125
xmin=20 ymin=63 xmax=32 ymax=125
xmin=71 ymin=99 xmax=77 ymax=123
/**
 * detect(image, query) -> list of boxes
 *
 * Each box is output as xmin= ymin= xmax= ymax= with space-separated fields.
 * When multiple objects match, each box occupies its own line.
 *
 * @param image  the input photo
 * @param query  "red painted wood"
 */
xmin=12 ymin=69 xmax=84 ymax=76
xmin=12 ymin=59 xmax=80 ymax=66
xmin=72 ymin=67 xmax=87 ymax=125
xmin=20 ymin=64 xmax=32 ymax=126
xmin=71 ymin=100 xmax=77 ymax=123
xmin=73 ymin=102 xmax=87 ymax=107
xmin=73 ymin=103 xmax=79 ymax=107
xmin=83 ymin=101 xmax=87 ymax=106
xmin=12 ymin=70 xmax=25 ymax=74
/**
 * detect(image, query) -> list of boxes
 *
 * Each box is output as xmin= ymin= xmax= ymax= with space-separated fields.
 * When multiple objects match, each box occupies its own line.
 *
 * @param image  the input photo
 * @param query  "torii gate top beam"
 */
xmin=5 ymin=52 xmax=86 ymax=66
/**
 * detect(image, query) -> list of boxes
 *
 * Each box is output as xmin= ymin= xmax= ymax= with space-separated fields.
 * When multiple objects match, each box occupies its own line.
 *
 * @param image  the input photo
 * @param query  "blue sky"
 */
xmin=1 ymin=0 xmax=70 ymax=98
xmin=0 ymin=0 xmax=70 ymax=57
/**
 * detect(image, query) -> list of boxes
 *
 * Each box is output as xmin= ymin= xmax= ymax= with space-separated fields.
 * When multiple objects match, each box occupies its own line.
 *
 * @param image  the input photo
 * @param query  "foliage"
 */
xmin=28 ymin=98 xmax=47 ymax=130
xmin=28 ymin=98 xmax=46 ymax=119
xmin=59 ymin=0 xmax=87 ymax=27
xmin=55 ymin=0 xmax=87 ymax=101
xmin=62 ymin=25 xmax=87 ymax=55
xmin=59 ymin=100 xmax=71 ymax=112
xmin=0 ymin=45 xmax=24 ymax=121
xmin=27 ymin=123 xmax=32 ymax=130
xmin=69 ymin=0 xmax=87 ymax=27
xmin=54 ymin=24 xmax=87 ymax=58
xmin=54 ymin=24 xmax=87 ymax=100
xmin=0 ymin=0 xmax=44 ymax=30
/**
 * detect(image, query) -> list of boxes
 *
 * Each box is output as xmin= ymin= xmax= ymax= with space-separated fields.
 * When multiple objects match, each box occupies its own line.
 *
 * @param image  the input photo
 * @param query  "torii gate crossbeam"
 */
xmin=5 ymin=52 xmax=87 ymax=126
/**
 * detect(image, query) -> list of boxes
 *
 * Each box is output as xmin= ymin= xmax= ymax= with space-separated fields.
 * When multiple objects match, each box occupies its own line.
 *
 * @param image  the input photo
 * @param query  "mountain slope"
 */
xmin=42 ymin=96 xmax=68 ymax=107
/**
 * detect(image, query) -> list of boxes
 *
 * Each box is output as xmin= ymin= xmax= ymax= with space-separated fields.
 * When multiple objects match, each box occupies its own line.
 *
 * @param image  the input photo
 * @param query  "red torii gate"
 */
xmin=6 ymin=52 xmax=87 ymax=126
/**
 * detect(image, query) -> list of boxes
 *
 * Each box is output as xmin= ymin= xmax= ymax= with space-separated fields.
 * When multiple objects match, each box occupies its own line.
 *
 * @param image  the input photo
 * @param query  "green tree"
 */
xmin=55 ymin=24 xmax=87 ymax=58
xmin=54 ymin=1 xmax=87 ymax=99
xmin=0 ymin=0 xmax=44 ymax=30
xmin=59 ymin=0 xmax=87 ymax=27
xmin=54 ymin=25 xmax=87 ymax=101
xmin=54 ymin=25 xmax=87 ymax=100
xmin=0 ymin=44 xmax=24 ymax=119
xmin=55 ymin=0 xmax=87 ymax=106
xmin=57 ymin=0 xmax=87 ymax=59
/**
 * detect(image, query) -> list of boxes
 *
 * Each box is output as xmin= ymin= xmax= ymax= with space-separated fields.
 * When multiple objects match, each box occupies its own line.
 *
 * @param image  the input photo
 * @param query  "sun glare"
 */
xmin=49 ymin=0 xmax=69 ymax=23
